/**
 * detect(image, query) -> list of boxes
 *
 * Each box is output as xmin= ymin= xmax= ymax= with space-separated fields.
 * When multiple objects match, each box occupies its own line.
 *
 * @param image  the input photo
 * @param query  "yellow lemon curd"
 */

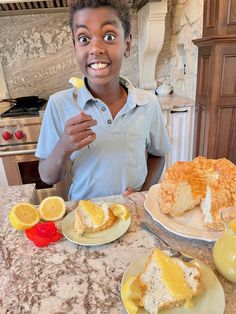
xmin=80 ymin=200 xmax=105 ymax=225
xmin=154 ymin=249 xmax=194 ymax=307
xmin=213 ymin=217 xmax=236 ymax=282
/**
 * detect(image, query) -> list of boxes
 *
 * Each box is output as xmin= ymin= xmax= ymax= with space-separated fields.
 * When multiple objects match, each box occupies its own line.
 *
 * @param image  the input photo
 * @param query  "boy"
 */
xmin=35 ymin=0 xmax=171 ymax=200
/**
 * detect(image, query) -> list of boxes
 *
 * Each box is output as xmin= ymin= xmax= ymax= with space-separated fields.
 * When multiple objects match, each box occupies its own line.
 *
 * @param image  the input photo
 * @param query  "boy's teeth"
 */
xmin=90 ymin=63 xmax=107 ymax=69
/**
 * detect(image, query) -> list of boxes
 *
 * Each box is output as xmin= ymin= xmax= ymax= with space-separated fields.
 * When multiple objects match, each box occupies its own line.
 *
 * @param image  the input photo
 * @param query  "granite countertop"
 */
xmin=158 ymin=94 xmax=194 ymax=110
xmin=0 ymin=184 xmax=235 ymax=314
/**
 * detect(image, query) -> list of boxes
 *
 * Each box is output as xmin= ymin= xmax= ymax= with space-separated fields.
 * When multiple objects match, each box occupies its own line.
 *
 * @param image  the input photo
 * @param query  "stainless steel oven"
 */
xmin=0 ymin=107 xmax=70 ymax=204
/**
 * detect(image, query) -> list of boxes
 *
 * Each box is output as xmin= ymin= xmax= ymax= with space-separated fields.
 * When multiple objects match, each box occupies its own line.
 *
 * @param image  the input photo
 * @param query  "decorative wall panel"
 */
xmin=216 ymin=107 xmax=236 ymax=159
xmin=220 ymin=55 xmax=236 ymax=96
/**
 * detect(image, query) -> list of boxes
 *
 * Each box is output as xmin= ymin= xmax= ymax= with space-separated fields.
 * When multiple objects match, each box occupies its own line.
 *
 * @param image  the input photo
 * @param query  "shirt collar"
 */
xmin=72 ymin=77 xmax=94 ymax=110
xmin=119 ymin=76 xmax=149 ymax=108
xmin=73 ymin=76 xmax=148 ymax=110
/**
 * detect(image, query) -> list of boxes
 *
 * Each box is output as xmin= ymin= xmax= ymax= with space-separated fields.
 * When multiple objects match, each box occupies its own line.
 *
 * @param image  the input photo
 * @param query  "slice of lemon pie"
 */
xmin=139 ymin=249 xmax=202 ymax=313
xmin=74 ymin=200 xmax=117 ymax=235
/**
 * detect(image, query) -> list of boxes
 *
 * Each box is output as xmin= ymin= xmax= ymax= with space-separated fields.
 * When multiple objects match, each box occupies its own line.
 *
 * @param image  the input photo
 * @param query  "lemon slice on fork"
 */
xmin=69 ymin=77 xmax=84 ymax=90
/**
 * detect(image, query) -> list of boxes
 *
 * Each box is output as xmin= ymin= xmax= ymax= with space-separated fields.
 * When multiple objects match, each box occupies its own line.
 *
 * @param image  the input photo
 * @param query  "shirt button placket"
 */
xmin=99 ymin=105 xmax=112 ymax=125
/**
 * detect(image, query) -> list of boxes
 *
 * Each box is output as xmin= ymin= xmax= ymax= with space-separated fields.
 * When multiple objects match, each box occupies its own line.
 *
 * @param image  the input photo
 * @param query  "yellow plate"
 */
xmin=121 ymin=254 xmax=225 ymax=314
xmin=62 ymin=210 xmax=131 ymax=246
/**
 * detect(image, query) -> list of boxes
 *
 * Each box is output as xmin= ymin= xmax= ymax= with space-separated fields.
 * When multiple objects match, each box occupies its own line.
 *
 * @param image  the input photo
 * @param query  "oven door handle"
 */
xmin=0 ymin=149 xmax=36 ymax=157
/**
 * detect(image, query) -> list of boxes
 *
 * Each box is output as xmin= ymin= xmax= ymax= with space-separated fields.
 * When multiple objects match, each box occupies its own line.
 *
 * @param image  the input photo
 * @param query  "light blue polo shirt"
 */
xmin=36 ymin=77 xmax=171 ymax=200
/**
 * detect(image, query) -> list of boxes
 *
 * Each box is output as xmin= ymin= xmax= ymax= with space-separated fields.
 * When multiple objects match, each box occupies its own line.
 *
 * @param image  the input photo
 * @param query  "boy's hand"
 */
xmin=60 ymin=112 xmax=97 ymax=153
xmin=123 ymin=187 xmax=134 ymax=196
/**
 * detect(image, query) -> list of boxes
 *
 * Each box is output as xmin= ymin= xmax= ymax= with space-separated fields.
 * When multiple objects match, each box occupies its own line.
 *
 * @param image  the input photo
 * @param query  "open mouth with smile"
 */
xmin=87 ymin=62 xmax=111 ymax=75
xmin=89 ymin=62 xmax=109 ymax=70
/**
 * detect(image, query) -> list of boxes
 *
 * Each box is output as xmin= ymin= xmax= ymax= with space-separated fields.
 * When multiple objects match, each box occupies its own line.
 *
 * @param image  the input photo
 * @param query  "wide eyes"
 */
xmin=77 ymin=32 xmax=116 ymax=45
xmin=78 ymin=35 xmax=91 ymax=44
xmin=104 ymin=33 xmax=116 ymax=41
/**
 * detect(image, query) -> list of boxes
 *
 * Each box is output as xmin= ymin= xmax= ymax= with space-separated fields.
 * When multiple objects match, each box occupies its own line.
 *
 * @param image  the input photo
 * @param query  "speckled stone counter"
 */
xmin=0 ymin=185 xmax=235 ymax=314
xmin=158 ymin=95 xmax=194 ymax=110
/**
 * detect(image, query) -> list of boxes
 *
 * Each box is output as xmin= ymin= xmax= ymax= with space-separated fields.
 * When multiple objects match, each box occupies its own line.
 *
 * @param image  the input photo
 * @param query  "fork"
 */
xmin=140 ymin=221 xmax=194 ymax=262
xmin=72 ymin=91 xmax=92 ymax=150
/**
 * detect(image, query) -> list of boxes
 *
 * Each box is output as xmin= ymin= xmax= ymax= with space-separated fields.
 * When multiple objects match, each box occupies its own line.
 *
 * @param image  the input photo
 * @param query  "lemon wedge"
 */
xmin=229 ymin=218 xmax=236 ymax=232
xmin=9 ymin=203 xmax=40 ymax=230
xmin=121 ymin=276 xmax=141 ymax=314
xmin=39 ymin=196 xmax=66 ymax=221
xmin=69 ymin=77 xmax=84 ymax=89
xmin=110 ymin=204 xmax=129 ymax=220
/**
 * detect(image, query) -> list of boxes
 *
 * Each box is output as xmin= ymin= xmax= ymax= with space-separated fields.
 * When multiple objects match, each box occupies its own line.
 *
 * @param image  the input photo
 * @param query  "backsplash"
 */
xmin=0 ymin=11 xmax=139 ymax=100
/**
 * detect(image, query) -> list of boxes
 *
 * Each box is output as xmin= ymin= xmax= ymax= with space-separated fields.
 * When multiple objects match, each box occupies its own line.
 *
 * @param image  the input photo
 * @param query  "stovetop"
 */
xmin=0 ymin=99 xmax=47 ymax=118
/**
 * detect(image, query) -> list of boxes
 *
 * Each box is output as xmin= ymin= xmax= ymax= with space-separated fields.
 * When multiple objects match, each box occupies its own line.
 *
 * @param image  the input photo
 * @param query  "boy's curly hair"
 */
xmin=68 ymin=0 xmax=131 ymax=38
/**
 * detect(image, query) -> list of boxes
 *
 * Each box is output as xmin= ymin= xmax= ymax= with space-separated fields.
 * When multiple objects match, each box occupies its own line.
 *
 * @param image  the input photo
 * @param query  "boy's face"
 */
xmin=72 ymin=7 xmax=131 ymax=89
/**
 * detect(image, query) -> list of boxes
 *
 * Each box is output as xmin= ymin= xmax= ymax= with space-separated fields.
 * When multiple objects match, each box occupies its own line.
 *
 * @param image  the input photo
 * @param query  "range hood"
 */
xmin=0 ymin=0 xmax=140 ymax=16
xmin=0 ymin=0 xmax=143 ymax=16
xmin=0 ymin=0 xmax=68 ymax=16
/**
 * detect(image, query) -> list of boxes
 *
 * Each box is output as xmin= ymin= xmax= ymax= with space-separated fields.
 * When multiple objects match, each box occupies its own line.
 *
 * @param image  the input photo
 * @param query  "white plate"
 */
xmin=144 ymin=184 xmax=223 ymax=242
xmin=62 ymin=210 xmax=131 ymax=246
xmin=121 ymin=254 xmax=225 ymax=314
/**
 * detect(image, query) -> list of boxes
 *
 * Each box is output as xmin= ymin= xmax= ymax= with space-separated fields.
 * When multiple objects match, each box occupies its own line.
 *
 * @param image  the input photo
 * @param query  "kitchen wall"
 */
xmin=156 ymin=0 xmax=204 ymax=99
xmin=0 ymin=0 xmax=203 ymax=101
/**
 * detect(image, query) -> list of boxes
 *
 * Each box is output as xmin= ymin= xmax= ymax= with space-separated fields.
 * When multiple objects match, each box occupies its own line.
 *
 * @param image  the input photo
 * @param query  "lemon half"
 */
xmin=9 ymin=203 xmax=40 ymax=230
xmin=39 ymin=196 xmax=66 ymax=221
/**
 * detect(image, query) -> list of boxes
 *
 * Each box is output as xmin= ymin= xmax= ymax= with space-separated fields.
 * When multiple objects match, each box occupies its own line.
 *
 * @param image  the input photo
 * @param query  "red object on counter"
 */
xmin=25 ymin=222 xmax=62 ymax=247
xmin=15 ymin=129 xmax=25 ymax=140
xmin=2 ymin=130 xmax=13 ymax=141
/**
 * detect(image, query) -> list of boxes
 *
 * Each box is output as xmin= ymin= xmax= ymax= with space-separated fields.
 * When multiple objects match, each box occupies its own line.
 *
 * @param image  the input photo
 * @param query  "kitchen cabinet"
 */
xmin=166 ymin=107 xmax=194 ymax=168
xmin=193 ymin=0 xmax=236 ymax=163
xmin=159 ymin=96 xmax=194 ymax=169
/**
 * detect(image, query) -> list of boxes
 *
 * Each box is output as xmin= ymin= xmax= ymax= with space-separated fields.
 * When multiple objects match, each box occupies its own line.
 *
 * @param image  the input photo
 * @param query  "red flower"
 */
xmin=25 ymin=222 xmax=62 ymax=247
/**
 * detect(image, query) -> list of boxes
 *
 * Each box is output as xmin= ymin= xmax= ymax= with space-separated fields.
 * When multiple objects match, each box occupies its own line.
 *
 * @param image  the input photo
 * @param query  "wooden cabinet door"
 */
xmin=203 ymin=0 xmax=236 ymax=36
xmin=213 ymin=44 xmax=236 ymax=161
xmin=194 ymin=0 xmax=236 ymax=164
xmin=194 ymin=43 xmax=236 ymax=163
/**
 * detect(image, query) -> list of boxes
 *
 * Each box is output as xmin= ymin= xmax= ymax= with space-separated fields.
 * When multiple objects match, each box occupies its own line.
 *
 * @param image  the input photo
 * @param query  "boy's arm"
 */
xmin=37 ymin=112 xmax=97 ymax=185
xmin=38 ymin=141 xmax=71 ymax=185
xmin=141 ymin=154 xmax=165 ymax=191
